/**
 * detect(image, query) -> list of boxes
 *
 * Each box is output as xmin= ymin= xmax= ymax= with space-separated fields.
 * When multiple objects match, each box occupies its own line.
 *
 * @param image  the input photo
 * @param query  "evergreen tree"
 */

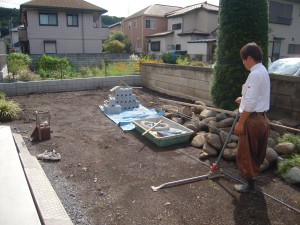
xmin=211 ymin=0 xmax=268 ymax=110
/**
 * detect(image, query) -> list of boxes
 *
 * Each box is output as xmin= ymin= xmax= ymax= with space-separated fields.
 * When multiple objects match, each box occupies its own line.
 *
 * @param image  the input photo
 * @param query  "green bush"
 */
xmin=277 ymin=154 xmax=300 ymax=178
xmin=176 ymin=56 xmax=190 ymax=65
xmin=0 ymin=99 xmax=21 ymax=122
xmin=7 ymin=53 xmax=32 ymax=78
xmin=162 ymin=52 xmax=176 ymax=64
xmin=104 ymin=40 xmax=125 ymax=53
xmin=38 ymin=55 xmax=72 ymax=79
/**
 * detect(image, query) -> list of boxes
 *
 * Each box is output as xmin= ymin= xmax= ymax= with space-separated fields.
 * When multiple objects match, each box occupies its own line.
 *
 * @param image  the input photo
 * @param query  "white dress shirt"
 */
xmin=239 ymin=63 xmax=270 ymax=113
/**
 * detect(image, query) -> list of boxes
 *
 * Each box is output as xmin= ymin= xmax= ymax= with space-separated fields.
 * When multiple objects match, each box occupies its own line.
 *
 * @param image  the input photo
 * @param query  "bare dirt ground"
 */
xmin=4 ymin=88 xmax=300 ymax=225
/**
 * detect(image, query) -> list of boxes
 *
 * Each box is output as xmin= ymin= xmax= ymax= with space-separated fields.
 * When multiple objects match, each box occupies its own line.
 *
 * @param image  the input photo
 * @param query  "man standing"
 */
xmin=234 ymin=42 xmax=270 ymax=193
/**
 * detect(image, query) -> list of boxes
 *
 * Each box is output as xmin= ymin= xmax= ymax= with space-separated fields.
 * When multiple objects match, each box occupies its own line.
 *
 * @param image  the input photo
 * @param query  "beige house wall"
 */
xmin=123 ymin=16 xmax=168 ymax=53
xmin=268 ymin=0 xmax=300 ymax=59
xmin=26 ymin=9 xmax=108 ymax=54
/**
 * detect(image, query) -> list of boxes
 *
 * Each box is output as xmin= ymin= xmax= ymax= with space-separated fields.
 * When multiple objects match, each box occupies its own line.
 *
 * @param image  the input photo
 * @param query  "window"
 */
xmin=67 ymin=13 xmax=78 ymax=27
xmin=44 ymin=40 xmax=56 ymax=53
xmin=288 ymin=44 xmax=300 ymax=54
xmin=93 ymin=13 xmax=100 ymax=28
xmin=146 ymin=19 xmax=156 ymax=29
xmin=172 ymin=23 xmax=181 ymax=30
xmin=39 ymin=13 xmax=57 ymax=26
xmin=269 ymin=1 xmax=293 ymax=25
xmin=133 ymin=21 xmax=137 ymax=28
xmin=151 ymin=41 xmax=160 ymax=51
xmin=176 ymin=44 xmax=181 ymax=50
xmin=271 ymin=41 xmax=281 ymax=62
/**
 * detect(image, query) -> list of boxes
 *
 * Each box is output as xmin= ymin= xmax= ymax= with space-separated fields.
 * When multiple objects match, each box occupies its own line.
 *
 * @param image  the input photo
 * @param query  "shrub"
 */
xmin=211 ymin=0 xmax=269 ymax=110
xmin=0 ymin=99 xmax=21 ymax=122
xmin=176 ymin=56 xmax=190 ymax=65
xmin=0 ymin=92 xmax=6 ymax=100
xmin=7 ymin=53 xmax=32 ymax=79
xmin=162 ymin=52 xmax=176 ymax=64
xmin=38 ymin=55 xmax=72 ymax=79
xmin=104 ymin=40 xmax=125 ymax=53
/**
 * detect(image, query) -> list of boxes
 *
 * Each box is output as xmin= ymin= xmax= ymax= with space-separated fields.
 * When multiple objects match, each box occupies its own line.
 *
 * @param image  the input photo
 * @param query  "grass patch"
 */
xmin=277 ymin=154 xmax=300 ymax=178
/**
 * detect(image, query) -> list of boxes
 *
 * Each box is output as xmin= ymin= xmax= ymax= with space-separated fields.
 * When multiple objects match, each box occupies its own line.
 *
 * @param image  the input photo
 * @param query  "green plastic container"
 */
xmin=133 ymin=117 xmax=194 ymax=147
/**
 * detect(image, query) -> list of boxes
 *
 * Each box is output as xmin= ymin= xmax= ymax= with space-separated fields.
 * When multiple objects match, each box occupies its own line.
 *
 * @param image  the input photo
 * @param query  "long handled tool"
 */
xmin=151 ymin=112 xmax=240 ymax=192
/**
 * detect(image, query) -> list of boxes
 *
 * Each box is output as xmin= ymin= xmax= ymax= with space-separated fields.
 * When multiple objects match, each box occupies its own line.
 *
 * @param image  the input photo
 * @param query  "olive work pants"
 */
xmin=236 ymin=113 xmax=269 ymax=180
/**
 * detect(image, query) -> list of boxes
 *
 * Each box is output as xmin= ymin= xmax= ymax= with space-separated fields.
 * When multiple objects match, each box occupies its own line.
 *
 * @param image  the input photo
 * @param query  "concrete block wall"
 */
xmin=141 ymin=63 xmax=213 ymax=105
xmin=269 ymin=74 xmax=300 ymax=121
xmin=0 ymin=75 xmax=141 ymax=96
xmin=141 ymin=63 xmax=300 ymax=121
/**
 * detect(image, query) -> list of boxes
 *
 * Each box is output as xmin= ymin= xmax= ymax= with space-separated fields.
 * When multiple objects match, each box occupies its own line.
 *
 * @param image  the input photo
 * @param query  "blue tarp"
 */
xmin=99 ymin=105 xmax=164 ymax=131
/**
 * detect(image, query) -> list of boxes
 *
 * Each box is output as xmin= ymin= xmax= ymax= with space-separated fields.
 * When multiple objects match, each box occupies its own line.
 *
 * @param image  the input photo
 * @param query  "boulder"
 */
xmin=199 ymin=150 xmax=209 ymax=160
xmin=191 ymin=134 xmax=206 ymax=148
xmin=179 ymin=106 xmax=193 ymax=117
xmin=269 ymin=130 xmax=280 ymax=140
xmin=223 ymin=148 xmax=237 ymax=161
xmin=260 ymin=158 xmax=270 ymax=172
xmin=219 ymin=130 xmax=239 ymax=144
xmin=208 ymin=120 xmax=219 ymax=134
xmin=227 ymin=142 xmax=237 ymax=149
xmin=206 ymin=133 xmax=222 ymax=152
xmin=283 ymin=167 xmax=300 ymax=184
xmin=267 ymin=137 xmax=276 ymax=148
xmin=172 ymin=116 xmax=184 ymax=125
xmin=274 ymin=142 xmax=297 ymax=155
xmin=265 ymin=147 xmax=278 ymax=165
xmin=216 ymin=113 xmax=231 ymax=122
xmin=217 ymin=118 xmax=234 ymax=128
xmin=202 ymin=143 xmax=218 ymax=156
xmin=200 ymin=109 xmax=217 ymax=120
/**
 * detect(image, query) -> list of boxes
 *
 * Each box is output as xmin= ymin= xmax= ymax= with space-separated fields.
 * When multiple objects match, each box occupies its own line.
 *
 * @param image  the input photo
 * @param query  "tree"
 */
xmin=211 ymin=0 xmax=268 ymax=110
xmin=104 ymin=31 xmax=132 ymax=53
xmin=104 ymin=40 xmax=125 ymax=53
xmin=0 ymin=7 xmax=20 ymax=37
xmin=102 ymin=15 xmax=124 ymax=27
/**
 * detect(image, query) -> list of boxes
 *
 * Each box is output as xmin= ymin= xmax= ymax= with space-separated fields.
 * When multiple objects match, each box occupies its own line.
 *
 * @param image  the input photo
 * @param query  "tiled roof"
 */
xmin=166 ymin=1 xmax=219 ymax=17
xmin=21 ymin=0 xmax=107 ymax=12
xmin=124 ymin=4 xmax=181 ymax=20
xmin=146 ymin=31 xmax=174 ymax=38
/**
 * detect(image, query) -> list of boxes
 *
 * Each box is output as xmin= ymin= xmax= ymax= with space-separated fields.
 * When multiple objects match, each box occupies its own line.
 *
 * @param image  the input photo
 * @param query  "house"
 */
xmin=19 ymin=0 xmax=109 ymax=54
xmin=147 ymin=2 xmax=219 ymax=62
xmin=268 ymin=0 xmax=300 ymax=61
xmin=108 ymin=22 xmax=123 ymax=33
xmin=146 ymin=0 xmax=300 ymax=62
xmin=122 ymin=4 xmax=181 ymax=53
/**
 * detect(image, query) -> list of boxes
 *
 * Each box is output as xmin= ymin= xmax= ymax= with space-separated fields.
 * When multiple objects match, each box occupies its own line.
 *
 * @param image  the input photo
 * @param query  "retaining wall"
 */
xmin=141 ymin=63 xmax=300 ymax=122
xmin=141 ymin=63 xmax=212 ymax=105
xmin=0 ymin=75 xmax=141 ymax=96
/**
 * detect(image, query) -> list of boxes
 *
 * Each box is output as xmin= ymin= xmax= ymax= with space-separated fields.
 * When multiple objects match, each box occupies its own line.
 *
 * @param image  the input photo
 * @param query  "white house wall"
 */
xmin=268 ymin=0 xmax=300 ymax=59
xmin=26 ymin=9 xmax=108 ymax=54
xmin=187 ymin=42 xmax=207 ymax=59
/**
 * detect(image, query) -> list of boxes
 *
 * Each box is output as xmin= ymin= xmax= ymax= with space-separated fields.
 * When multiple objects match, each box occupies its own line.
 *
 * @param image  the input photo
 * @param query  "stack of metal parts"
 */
xmin=102 ymin=86 xmax=140 ymax=114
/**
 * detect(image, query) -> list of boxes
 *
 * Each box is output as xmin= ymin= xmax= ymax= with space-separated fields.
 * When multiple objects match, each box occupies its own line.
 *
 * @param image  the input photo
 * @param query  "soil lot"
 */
xmin=4 ymin=88 xmax=300 ymax=225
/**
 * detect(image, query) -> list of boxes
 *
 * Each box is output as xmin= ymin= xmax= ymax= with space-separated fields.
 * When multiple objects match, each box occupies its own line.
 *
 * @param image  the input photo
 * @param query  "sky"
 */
xmin=0 ymin=0 xmax=219 ymax=17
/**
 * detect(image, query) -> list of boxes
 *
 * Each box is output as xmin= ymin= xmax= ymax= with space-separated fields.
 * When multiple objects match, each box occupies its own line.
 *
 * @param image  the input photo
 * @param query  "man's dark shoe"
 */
xmin=234 ymin=179 xmax=256 ymax=193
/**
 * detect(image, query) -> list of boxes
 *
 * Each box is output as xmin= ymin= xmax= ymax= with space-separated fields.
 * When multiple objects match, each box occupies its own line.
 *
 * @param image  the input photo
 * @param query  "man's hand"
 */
xmin=235 ymin=97 xmax=242 ymax=104
xmin=234 ymin=122 xmax=244 ymax=135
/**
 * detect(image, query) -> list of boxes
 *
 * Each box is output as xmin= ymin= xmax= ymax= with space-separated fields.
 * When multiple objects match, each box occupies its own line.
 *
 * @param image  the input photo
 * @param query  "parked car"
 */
xmin=268 ymin=58 xmax=300 ymax=76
